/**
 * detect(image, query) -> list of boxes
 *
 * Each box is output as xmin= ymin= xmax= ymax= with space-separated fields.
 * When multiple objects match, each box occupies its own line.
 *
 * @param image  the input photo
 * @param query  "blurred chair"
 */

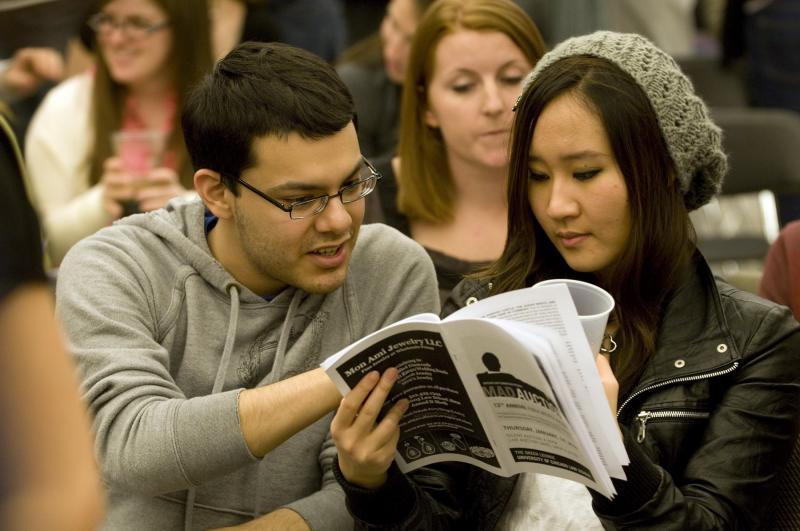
xmin=678 ymin=57 xmax=748 ymax=108
xmin=692 ymin=107 xmax=800 ymax=290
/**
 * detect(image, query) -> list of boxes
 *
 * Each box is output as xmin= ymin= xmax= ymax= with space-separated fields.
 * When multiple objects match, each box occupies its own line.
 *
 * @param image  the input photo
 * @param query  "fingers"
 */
xmin=352 ymin=367 xmax=399 ymax=431
xmin=27 ymin=48 xmax=65 ymax=82
xmin=3 ymin=48 xmax=64 ymax=96
xmin=332 ymin=371 xmax=379 ymax=429
xmin=595 ymin=354 xmax=620 ymax=415
xmin=143 ymin=167 xmax=180 ymax=185
xmin=331 ymin=368 xmax=408 ymax=489
xmin=101 ymin=161 xmax=136 ymax=202
xmin=101 ymin=161 xmax=185 ymax=211
xmin=134 ymin=169 xmax=184 ymax=211
xmin=137 ymin=185 xmax=186 ymax=212
xmin=102 ymin=175 xmax=136 ymax=201
xmin=101 ymin=198 xmax=123 ymax=219
xmin=369 ymin=398 xmax=409 ymax=449
xmin=16 ymin=48 xmax=65 ymax=81
xmin=331 ymin=368 xmax=406 ymax=439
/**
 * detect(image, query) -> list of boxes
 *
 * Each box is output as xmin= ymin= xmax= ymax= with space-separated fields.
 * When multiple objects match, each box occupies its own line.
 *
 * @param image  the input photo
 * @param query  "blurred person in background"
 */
xmin=369 ymin=0 xmax=545 ymax=300
xmin=0 ymin=47 xmax=65 ymax=105
xmin=210 ymin=0 xmax=347 ymax=62
xmin=336 ymin=0 xmax=434 ymax=159
xmin=0 ymin=110 xmax=104 ymax=531
xmin=723 ymin=0 xmax=800 ymax=113
xmin=268 ymin=0 xmax=347 ymax=63
xmin=759 ymin=220 xmax=800 ymax=320
xmin=0 ymin=0 xmax=94 ymax=142
xmin=210 ymin=0 xmax=279 ymax=60
xmin=24 ymin=0 xmax=213 ymax=266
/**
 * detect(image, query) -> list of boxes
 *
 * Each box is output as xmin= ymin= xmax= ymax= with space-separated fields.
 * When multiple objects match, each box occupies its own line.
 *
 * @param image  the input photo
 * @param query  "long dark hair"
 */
xmin=488 ymin=56 xmax=695 ymax=396
xmin=88 ymin=0 xmax=213 ymax=187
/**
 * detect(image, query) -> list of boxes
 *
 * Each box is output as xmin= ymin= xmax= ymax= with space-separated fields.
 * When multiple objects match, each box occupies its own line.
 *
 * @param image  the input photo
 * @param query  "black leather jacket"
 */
xmin=338 ymin=254 xmax=800 ymax=530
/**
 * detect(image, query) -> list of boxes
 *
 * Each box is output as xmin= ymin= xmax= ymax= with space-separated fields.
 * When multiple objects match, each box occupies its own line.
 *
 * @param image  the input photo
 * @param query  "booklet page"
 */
xmin=323 ymin=321 xmax=506 ymax=474
xmin=449 ymin=284 xmax=628 ymax=477
xmin=441 ymin=318 xmax=612 ymax=497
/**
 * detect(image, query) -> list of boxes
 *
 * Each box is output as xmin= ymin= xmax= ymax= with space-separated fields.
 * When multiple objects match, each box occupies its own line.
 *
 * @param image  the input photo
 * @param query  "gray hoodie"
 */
xmin=55 ymin=198 xmax=439 ymax=530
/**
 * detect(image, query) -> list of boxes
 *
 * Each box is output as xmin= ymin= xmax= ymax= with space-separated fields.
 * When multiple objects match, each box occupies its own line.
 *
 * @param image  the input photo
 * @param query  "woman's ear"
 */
xmin=424 ymin=107 xmax=440 ymax=128
xmin=194 ymin=169 xmax=233 ymax=219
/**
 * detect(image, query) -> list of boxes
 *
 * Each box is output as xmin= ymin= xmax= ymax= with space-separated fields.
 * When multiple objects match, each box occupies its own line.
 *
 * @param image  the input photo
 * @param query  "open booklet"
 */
xmin=321 ymin=281 xmax=629 ymax=498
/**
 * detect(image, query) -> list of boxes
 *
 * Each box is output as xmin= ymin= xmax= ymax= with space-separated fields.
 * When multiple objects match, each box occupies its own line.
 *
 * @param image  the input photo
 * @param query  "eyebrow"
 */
xmin=266 ymin=159 xmax=363 ymax=195
xmin=529 ymin=150 xmax=610 ymax=163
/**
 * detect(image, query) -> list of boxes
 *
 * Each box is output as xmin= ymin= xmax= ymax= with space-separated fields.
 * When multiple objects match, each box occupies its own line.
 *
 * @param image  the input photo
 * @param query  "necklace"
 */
xmin=600 ymin=333 xmax=617 ymax=354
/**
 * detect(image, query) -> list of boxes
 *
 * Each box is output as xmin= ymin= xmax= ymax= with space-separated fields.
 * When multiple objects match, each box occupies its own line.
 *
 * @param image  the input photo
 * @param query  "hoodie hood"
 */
xmin=116 ymin=196 xmax=254 ymax=300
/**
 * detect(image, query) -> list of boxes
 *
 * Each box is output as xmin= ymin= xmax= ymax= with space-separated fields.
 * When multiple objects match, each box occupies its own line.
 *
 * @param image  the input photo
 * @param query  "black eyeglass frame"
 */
xmin=87 ymin=12 xmax=170 ymax=38
xmin=232 ymin=156 xmax=382 ymax=220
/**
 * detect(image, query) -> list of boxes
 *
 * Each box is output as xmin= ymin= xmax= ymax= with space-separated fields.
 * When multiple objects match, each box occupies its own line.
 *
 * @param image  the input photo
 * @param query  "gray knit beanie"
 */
xmin=518 ymin=31 xmax=727 ymax=211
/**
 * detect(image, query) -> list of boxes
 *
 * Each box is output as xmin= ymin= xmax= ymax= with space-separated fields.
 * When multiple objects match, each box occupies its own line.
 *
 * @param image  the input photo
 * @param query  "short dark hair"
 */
xmin=181 ymin=41 xmax=356 ymax=192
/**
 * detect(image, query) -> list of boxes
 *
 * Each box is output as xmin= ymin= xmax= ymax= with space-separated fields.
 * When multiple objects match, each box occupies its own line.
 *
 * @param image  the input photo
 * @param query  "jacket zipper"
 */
xmin=617 ymin=362 xmax=739 ymax=420
xmin=635 ymin=410 xmax=711 ymax=443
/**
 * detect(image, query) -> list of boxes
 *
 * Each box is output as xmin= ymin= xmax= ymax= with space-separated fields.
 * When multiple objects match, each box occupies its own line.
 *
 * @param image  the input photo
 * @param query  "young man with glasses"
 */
xmin=55 ymin=41 xmax=439 ymax=530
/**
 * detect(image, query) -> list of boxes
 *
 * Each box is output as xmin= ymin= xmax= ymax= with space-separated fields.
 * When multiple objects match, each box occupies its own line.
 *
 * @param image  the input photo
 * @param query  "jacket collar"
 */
xmin=630 ymin=252 xmax=739 ymax=392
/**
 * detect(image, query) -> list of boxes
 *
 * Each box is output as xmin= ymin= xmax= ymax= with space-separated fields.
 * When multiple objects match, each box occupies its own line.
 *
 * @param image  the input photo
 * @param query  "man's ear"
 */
xmin=194 ymin=169 xmax=233 ymax=219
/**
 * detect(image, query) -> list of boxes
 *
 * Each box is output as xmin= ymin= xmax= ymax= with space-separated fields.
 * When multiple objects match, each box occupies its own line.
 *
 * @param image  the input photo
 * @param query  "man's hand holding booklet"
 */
xmin=321 ymin=279 xmax=629 ymax=499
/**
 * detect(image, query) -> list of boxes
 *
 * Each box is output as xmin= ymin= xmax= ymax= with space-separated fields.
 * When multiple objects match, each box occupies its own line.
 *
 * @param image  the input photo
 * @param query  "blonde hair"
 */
xmin=396 ymin=0 xmax=544 ymax=223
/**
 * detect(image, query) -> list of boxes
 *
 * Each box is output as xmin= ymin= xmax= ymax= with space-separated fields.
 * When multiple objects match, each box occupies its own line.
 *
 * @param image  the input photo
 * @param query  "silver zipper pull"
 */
xmin=636 ymin=411 xmax=651 ymax=443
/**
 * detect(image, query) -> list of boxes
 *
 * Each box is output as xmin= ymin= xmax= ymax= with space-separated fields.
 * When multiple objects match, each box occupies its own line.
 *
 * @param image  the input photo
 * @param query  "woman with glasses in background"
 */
xmin=24 ymin=0 xmax=213 ymax=266
xmin=369 ymin=0 xmax=545 ymax=301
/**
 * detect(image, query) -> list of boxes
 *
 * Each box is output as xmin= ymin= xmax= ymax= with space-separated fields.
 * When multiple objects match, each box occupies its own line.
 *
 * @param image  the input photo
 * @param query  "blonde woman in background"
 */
xmin=370 ymin=0 xmax=545 ymax=300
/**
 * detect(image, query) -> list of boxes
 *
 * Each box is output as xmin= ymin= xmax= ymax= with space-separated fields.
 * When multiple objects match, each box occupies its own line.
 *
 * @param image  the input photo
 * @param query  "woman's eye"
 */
xmin=574 ymin=169 xmax=600 ymax=181
xmin=452 ymin=83 xmax=474 ymax=94
xmin=129 ymin=17 xmax=152 ymax=30
xmin=501 ymin=75 xmax=524 ymax=85
xmin=528 ymin=170 xmax=548 ymax=182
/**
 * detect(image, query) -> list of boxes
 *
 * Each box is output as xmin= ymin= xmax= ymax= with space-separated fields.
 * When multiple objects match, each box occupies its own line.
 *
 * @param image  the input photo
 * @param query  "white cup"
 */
xmin=534 ymin=279 xmax=615 ymax=354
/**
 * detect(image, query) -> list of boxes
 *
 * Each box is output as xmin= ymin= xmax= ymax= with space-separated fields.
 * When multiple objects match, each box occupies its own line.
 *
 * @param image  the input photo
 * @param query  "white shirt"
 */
xmin=496 ymin=474 xmax=603 ymax=530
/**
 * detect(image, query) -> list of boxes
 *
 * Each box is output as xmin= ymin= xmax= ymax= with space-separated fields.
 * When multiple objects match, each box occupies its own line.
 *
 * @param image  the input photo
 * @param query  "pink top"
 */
xmin=117 ymin=90 xmax=178 ymax=175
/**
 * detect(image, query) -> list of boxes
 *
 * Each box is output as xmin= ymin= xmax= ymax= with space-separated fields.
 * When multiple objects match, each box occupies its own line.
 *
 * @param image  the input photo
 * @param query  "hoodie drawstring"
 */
xmin=184 ymin=285 xmax=241 ymax=531
xmin=213 ymin=286 xmax=241 ymax=394
xmin=252 ymin=288 xmax=303 ymax=518
xmin=269 ymin=288 xmax=302 ymax=387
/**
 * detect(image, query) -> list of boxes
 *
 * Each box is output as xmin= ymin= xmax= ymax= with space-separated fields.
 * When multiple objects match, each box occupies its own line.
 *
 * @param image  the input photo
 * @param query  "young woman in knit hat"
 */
xmin=331 ymin=31 xmax=800 ymax=529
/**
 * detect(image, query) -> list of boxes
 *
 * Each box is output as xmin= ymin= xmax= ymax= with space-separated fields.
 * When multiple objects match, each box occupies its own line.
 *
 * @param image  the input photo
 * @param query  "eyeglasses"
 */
xmin=234 ymin=157 xmax=382 ymax=220
xmin=88 ymin=12 xmax=169 ymax=40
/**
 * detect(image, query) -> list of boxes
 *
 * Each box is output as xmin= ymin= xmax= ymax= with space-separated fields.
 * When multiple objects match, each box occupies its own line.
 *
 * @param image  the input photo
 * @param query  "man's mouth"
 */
xmin=311 ymin=246 xmax=340 ymax=256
